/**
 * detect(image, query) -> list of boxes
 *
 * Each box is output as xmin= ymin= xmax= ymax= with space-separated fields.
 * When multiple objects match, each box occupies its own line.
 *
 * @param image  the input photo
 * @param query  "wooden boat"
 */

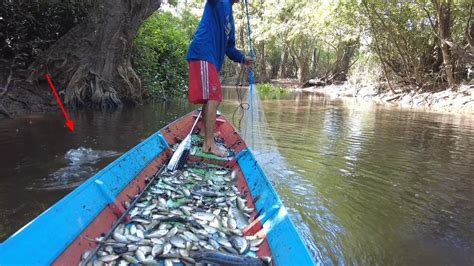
xmin=0 ymin=110 xmax=314 ymax=265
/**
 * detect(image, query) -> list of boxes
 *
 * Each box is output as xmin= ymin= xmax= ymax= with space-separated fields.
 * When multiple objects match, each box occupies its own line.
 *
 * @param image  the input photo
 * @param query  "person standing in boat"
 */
xmin=187 ymin=0 xmax=252 ymax=157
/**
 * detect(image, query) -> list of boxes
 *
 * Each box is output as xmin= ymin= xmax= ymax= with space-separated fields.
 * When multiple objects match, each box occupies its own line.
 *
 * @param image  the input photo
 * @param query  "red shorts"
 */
xmin=188 ymin=60 xmax=222 ymax=104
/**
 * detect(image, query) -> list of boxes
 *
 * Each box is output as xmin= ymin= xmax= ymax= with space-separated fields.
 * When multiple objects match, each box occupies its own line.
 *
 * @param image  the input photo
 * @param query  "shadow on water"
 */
xmin=1 ymin=88 xmax=474 ymax=266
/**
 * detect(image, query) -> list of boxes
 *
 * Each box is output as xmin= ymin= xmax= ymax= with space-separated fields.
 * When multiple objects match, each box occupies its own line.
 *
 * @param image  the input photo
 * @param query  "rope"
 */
xmin=231 ymin=65 xmax=249 ymax=129
xmin=232 ymin=0 xmax=255 ymax=129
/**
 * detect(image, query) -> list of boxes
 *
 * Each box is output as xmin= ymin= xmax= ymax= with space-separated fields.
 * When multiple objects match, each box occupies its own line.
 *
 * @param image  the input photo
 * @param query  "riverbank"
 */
xmin=293 ymin=81 xmax=474 ymax=115
xmin=0 ymin=76 xmax=56 ymax=119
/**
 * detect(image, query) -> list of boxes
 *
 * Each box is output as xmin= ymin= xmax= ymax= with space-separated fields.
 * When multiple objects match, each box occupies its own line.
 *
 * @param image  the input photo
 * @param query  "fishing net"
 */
xmin=232 ymin=79 xmax=280 ymax=169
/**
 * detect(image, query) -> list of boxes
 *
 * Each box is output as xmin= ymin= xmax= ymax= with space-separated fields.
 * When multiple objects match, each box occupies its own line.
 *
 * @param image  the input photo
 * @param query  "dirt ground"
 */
xmin=273 ymin=79 xmax=474 ymax=115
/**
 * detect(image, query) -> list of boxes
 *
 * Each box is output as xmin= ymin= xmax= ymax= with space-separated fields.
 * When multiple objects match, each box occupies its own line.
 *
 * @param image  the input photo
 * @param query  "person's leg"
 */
xmin=202 ymin=100 xmax=226 ymax=157
xmin=199 ymin=103 xmax=207 ymax=137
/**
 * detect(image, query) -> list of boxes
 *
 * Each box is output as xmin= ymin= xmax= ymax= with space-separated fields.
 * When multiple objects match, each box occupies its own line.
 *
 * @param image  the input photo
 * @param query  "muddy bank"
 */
xmin=0 ymin=79 xmax=56 ymax=119
xmin=300 ymin=82 xmax=474 ymax=114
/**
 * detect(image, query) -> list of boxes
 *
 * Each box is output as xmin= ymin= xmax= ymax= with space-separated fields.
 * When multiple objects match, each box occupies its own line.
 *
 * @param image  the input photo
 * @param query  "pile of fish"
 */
xmin=82 ymin=162 xmax=271 ymax=265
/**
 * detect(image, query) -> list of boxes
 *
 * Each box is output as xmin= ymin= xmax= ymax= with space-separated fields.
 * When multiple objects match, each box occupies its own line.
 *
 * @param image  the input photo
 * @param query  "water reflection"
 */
xmin=224 ymin=90 xmax=474 ymax=265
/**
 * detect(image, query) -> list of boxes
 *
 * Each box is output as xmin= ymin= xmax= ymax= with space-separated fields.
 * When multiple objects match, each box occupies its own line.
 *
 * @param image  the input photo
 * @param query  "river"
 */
xmin=0 ymin=88 xmax=473 ymax=265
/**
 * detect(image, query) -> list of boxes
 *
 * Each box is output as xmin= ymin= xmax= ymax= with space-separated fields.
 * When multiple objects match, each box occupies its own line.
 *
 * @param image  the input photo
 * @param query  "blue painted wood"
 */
xmin=237 ymin=147 xmax=315 ymax=265
xmin=0 ymin=132 xmax=169 ymax=265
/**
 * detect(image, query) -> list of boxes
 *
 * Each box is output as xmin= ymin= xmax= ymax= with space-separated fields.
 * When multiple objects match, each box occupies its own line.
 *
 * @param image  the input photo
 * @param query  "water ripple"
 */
xmin=28 ymin=147 xmax=119 ymax=190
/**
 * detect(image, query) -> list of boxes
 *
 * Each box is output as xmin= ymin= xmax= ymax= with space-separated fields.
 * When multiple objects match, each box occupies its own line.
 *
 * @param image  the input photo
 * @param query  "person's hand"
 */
xmin=245 ymin=56 xmax=254 ymax=67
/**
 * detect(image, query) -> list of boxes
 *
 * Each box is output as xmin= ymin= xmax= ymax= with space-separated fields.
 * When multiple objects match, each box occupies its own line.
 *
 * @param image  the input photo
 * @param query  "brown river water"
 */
xmin=0 ymin=88 xmax=473 ymax=265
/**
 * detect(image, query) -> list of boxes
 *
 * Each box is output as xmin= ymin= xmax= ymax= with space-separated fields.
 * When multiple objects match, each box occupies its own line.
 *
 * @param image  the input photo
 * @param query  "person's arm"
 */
xmin=225 ymin=20 xmax=246 ymax=64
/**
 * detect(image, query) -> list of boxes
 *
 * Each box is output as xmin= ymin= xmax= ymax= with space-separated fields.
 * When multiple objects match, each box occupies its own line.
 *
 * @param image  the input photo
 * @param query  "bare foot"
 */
xmin=199 ymin=131 xmax=220 ymax=138
xmin=202 ymin=143 xmax=228 ymax=157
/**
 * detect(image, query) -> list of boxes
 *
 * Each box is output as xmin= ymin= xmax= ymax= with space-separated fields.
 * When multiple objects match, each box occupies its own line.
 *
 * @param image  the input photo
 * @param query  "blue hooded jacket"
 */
xmin=186 ymin=0 xmax=246 ymax=71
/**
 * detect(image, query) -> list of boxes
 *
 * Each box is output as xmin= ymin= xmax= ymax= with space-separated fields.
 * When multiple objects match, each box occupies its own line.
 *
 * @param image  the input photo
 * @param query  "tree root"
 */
xmin=8 ymin=95 xmax=29 ymax=108
xmin=0 ymin=70 xmax=12 ymax=98
xmin=117 ymin=64 xmax=142 ymax=103
xmin=65 ymin=65 xmax=122 ymax=109
xmin=0 ymin=104 xmax=12 ymax=119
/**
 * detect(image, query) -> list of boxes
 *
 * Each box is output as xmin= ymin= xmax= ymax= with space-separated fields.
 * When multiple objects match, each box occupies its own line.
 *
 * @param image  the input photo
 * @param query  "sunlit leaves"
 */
xmin=134 ymin=11 xmax=199 ymax=99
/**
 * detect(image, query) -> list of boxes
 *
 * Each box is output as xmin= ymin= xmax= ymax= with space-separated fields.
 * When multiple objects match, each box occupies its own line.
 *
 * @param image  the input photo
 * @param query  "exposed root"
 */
xmin=65 ymin=65 xmax=122 ymax=109
xmin=118 ymin=64 xmax=142 ymax=103
xmin=0 ymin=70 xmax=12 ymax=98
xmin=0 ymin=104 xmax=12 ymax=119
xmin=90 ymin=75 xmax=122 ymax=109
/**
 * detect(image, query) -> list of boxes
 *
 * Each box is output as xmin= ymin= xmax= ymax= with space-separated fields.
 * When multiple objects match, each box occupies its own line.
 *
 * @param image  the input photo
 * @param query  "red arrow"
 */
xmin=44 ymin=73 xmax=75 ymax=132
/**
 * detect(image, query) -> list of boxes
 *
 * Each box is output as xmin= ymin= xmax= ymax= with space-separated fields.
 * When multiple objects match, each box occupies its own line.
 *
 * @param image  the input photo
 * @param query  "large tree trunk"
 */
xmin=28 ymin=0 xmax=161 ymax=109
xmin=296 ymin=56 xmax=309 ymax=84
xmin=467 ymin=3 xmax=474 ymax=54
xmin=325 ymin=39 xmax=358 ymax=82
xmin=278 ymin=47 xmax=289 ymax=79
xmin=310 ymin=47 xmax=319 ymax=77
xmin=434 ymin=0 xmax=455 ymax=87
xmin=258 ymin=42 xmax=269 ymax=83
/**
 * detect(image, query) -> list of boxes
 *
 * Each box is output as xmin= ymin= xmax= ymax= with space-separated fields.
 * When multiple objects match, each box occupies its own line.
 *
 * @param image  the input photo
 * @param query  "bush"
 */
xmin=133 ymin=11 xmax=198 ymax=100
xmin=256 ymin=83 xmax=287 ymax=100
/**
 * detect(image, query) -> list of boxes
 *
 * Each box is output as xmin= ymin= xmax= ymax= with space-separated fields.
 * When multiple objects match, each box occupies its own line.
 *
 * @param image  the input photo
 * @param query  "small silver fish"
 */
xmin=182 ymin=188 xmax=191 ymax=197
xmin=250 ymin=246 xmax=259 ymax=252
xmin=117 ymin=259 xmax=129 ymax=266
xmin=112 ymin=232 xmax=128 ymax=243
xmin=127 ymin=244 xmax=139 ymax=252
xmin=217 ymin=237 xmax=232 ymax=248
xmin=183 ymin=231 xmax=199 ymax=242
xmin=131 ymin=217 xmax=151 ymax=224
xmin=136 ymin=229 xmax=145 ymax=239
xmin=250 ymin=238 xmax=264 ymax=247
xmin=130 ymin=224 xmax=137 ymax=235
xmin=122 ymin=254 xmax=139 ymax=264
xmin=260 ymin=256 xmax=272 ymax=264
xmin=163 ymin=243 xmax=172 ymax=255
xmin=147 ymin=229 xmax=168 ymax=238
xmin=81 ymin=249 xmax=92 ymax=260
xmin=230 ymin=236 xmax=249 ymax=254
xmin=201 ymin=224 xmax=217 ymax=234
xmin=151 ymin=238 xmax=164 ymax=245
xmin=135 ymin=249 xmax=146 ymax=262
xmin=126 ymin=235 xmax=141 ymax=242
xmin=138 ymin=245 xmax=152 ymax=255
xmin=227 ymin=217 xmax=237 ymax=230
xmin=98 ymin=254 xmax=119 ymax=263
xmin=165 ymin=226 xmax=178 ymax=238
xmin=231 ymin=169 xmax=238 ymax=181
xmin=169 ymin=235 xmax=186 ymax=248
xmin=236 ymin=197 xmax=246 ymax=210
xmin=209 ymin=238 xmax=220 ymax=249
xmin=215 ymin=169 xmax=228 ymax=175
xmin=104 ymin=245 xmax=113 ymax=254
xmin=141 ymin=259 xmax=159 ymax=266
xmin=193 ymin=212 xmax=215 ymax=221
xmin=151 ymin=244 xmax=164 ymax=257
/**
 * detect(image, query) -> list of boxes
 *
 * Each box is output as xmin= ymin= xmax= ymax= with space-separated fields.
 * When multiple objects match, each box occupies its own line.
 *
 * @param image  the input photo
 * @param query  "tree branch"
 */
xmin=466 ymin=2 xmax=473 ymax=47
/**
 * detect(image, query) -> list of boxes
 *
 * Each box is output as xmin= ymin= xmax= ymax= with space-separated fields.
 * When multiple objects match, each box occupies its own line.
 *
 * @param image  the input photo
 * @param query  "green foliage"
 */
xmin=134 ymin=11 xmax=198 ymax=100
xmin=256 ymin=83 xmax=287 ymax=100
xmin=0 ymin=1 xmax=92 ymax=67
